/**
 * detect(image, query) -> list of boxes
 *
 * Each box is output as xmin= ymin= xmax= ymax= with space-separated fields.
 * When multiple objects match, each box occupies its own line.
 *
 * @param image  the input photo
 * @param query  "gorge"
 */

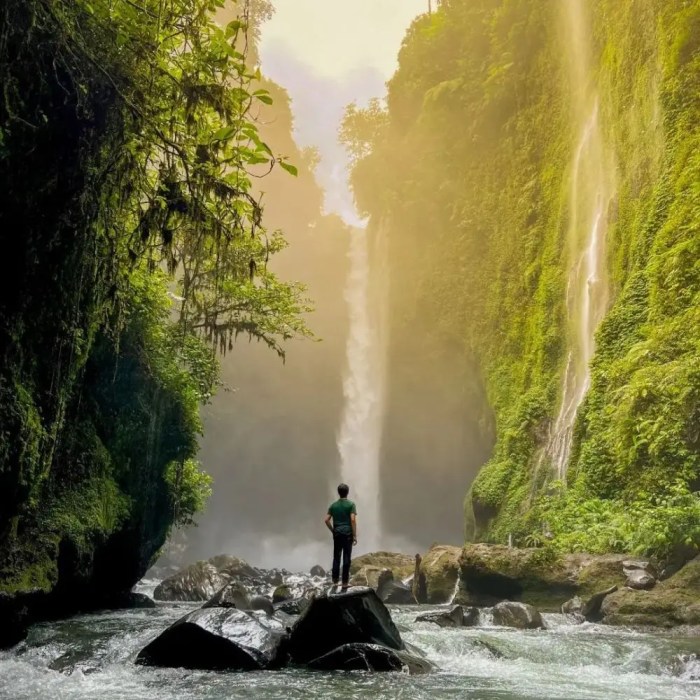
xmin=0 ymin=0 xmax=699 ymax=698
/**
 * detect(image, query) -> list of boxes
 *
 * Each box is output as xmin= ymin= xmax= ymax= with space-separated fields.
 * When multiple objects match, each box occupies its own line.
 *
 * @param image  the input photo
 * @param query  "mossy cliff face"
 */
xmin=350 ymin=0 xmax=700 ymax=557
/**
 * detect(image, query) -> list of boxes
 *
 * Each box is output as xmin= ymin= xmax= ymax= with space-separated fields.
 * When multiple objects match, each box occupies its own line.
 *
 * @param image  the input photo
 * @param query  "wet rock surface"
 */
xmin=491 ymin=601 xmax=545 ymax=630
xmin=136 ymin=607 xmax=289 ymax=670
xmin=416 ymin=605 xmax=477 ymax=628
xmin=307 ymin=642 xmax=432 ymax=674
xmin=418 ymin=545 xmax=461 ymax=604
xmin=288 ymin=587 xmax=405 ymax=664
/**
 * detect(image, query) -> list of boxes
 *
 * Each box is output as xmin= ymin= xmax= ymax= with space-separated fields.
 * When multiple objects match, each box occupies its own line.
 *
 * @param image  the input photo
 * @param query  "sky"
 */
xmin=259 ymin=0 xmax=428 ymax=223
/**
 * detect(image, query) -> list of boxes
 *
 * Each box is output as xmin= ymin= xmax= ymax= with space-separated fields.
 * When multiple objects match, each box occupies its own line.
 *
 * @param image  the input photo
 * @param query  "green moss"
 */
xmin=349 ymin=0 xmax=700 ymax=559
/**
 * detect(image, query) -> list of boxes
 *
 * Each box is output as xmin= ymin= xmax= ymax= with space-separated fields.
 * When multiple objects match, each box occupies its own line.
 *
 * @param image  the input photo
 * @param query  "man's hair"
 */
xmin=337 ymin=483 xmax=350 ymax=498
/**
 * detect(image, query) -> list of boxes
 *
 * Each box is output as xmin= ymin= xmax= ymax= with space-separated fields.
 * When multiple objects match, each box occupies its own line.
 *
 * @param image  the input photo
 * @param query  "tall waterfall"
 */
xmin=548 ymin=2 xmax=613 ymax=480
xmin=337 ymin=226 xmax=387 ymax=551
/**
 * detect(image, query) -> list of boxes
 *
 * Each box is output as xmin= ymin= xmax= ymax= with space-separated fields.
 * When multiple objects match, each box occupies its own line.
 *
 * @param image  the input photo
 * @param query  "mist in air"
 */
xmin=179 ymin=0 xmax=493 ymax=571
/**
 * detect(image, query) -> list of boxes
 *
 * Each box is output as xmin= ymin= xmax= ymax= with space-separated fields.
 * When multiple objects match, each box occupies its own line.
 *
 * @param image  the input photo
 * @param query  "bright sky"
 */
xmin=261 ymin=0 xmax=428 ymax=79
xmin=259 ymin=0 xmax=428 ymax=222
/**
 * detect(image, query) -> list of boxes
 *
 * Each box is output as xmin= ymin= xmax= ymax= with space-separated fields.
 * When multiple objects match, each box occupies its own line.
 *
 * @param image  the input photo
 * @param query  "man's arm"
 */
xmin=351 ymin=513 xmax=357 ymax=545
xmin=324 ymin=513 xmax=333 ymax=533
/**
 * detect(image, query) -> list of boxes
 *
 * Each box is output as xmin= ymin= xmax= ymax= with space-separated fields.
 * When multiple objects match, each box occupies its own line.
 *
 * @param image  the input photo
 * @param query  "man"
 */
xmin=324 ymin=483 xmax=357 ymax=591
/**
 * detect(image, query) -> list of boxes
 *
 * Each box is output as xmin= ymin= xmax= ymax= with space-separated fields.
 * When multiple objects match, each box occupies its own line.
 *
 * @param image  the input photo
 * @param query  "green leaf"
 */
xmin=278 ymin=161 xmax=298 ymax=177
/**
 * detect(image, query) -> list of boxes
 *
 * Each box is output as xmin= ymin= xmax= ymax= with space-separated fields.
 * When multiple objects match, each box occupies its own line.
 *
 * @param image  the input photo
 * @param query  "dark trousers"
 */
xmin=331 ymin=532 xmax=353 ymax=585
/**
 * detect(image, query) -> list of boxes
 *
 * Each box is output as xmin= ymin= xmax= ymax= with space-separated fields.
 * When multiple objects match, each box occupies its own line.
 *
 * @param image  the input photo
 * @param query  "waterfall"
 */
xmin=548 ymin=2 xmax=613 ymax=481
xmin=337 ymin=226 xmax=387 ymax=551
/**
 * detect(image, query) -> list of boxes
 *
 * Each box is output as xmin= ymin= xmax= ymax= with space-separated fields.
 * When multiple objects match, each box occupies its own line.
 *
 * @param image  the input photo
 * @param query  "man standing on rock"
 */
xmin=324 ymin=483 xmax=357 ymax=592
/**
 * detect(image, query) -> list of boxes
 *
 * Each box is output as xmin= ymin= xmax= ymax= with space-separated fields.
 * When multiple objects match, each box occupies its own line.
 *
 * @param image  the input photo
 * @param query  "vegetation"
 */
xmin=346 ymin=0 xmax=700 ymax=561
xmin=0 ymin=0 xmax=306 ymax=598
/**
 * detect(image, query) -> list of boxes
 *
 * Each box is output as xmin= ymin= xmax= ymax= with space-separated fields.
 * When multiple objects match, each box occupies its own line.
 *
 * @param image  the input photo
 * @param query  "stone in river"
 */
xmin=307 ymin=642 xmax=432 ymax=674
xmin=491 ymin=601 xmax=545 ymax=629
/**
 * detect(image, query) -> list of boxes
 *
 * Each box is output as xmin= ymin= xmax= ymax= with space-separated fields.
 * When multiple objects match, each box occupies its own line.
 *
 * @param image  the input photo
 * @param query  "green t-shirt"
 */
xmin=328 ymin=498 xmax=356 ymax=535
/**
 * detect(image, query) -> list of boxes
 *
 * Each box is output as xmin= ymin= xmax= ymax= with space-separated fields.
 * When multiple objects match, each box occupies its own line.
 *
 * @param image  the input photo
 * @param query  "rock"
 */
xmin=136 ymin=607 xmax=289 ymax=670
xmin=153 ymin=555 xmax=265 ymax=602
xmin=580 ymin=585 xmax=618 ymax=621
xmin=272 ymin=584 xmax=293 ymax=604
xmin=248 ymin=595 xmax=274 ymax=616
xmin=491 ymin=601 xmax=545 ymax=630
xmin=202 ymin=582 xmax=249 ymax=609
xmin=153 ymin=561 xmax=225 ymax=601
xmin=601 ymin=556 xmax=700 ymax=627
xmin=310 ymin=565 xmax=326 ymax=578
xmin=349 ymin=552 xmax=415 ymax=581
xmin=287 ymin=587 xmax=405 ymax=664
xmin=412 ymin=554 xmax=426 ymax=602
xmin=462 ymin=606 xmax=479 ymax=626
xmin=380 ymin=579 xmax=416 ymax=605
xmin=561 ymin=596 xmax=583 ymax=615
xmin=459 ymin=544 xmax=628 ymax=610
xmin=275 ymin=597 xmax=312 ymax=616
xmin=469 ymin=639 xmax=504 ymax=659
xmin=419 ymin=545 xmax=462 ymax=604
xmin=136 ymin=608 xmax=286 ymax=671
xmin=349 ymin=566 xmax=394 ymax=592
xmin=622 ymin=559 xmax=657 ymax=576
xmin=416 ymin=605 xmax=466 ymax=628
xmin=626 ymin=569 xmax=656 ymax=590
xmin=307 ymin=643 xmax=432 ymax=674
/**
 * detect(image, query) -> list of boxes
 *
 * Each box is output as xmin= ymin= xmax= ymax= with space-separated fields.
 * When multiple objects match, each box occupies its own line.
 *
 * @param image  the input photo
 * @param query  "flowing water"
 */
xmin=547 ymin=99 xmax=611 ymax=480
xmin=336 ymin=227 xmax=387 ymax=551
xmin=1 ymin=594 xmax=698 ymax=700
xmin=547 ymin=0 xmax=613 ymax=480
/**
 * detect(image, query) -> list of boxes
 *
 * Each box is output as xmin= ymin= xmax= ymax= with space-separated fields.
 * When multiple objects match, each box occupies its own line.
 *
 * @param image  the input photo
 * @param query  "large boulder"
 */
xmin=349 ymin=566 xmax=394 ymax=592
xmin=380 ymin=580 xmax=416 ymax=605
xmin=491 ymin=601 xmax=545 ymax=630
xmin=349 ymin=552 xmax=415 ymax=581
xmin=153 ymin=555 xmax=260 ymax=602
xmin=458 ymin=544 xmax=628 ymax=610
xmin=416 ymin=605 xmax=476 ymax=628
xmin=287 ymin=587 xmax=404 ymax=664
xmin=202 ymin=582 xmax=249 ymax=609
xmin=310 ymin=565 xmax=326 ymax=578
xmin=601 ymin=556 xmax=700 ymax=627
xmin=307 ymin=643 xmax=432 ymax=674
xmin=135 ymin=607 xmax=288 ymax=670
xmin=418 ymin=545 xmax=461 ymax=604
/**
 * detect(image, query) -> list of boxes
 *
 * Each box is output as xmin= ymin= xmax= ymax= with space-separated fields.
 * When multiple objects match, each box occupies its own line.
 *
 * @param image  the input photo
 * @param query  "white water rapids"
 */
xmin=1 ymin=598 xmax=698 ymax=700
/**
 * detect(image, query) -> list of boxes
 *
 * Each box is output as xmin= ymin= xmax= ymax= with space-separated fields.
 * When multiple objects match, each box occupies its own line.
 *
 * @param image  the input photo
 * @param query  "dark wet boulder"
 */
xmin=288 ymin=587 xmax=404 ymax=664
xmin=380 ymin=579 xmax=416 ymax=605
xmin=492 ymin=601 xmax=545 ymax=630
xmin=153 ymin=555 xmax=263 ymax=602
xmin=416 ymin=605 xmax=467 ymax=628
xmin=153 ymin=561 xmax=226 ymax=601
xmin=275 ymin=597 xmax=312 ymax=616
xmin=307 ymin=643 xmax=432 ymax=674
xmin=310 ymin=565 xmax=326 ymax=578
xmin=136 ymin=607 xmax=288 ymax=670
xmin=105 ymin=591 xmax=156 ymax=609
xmin=580 ymin=585 xmax=618 ymax=621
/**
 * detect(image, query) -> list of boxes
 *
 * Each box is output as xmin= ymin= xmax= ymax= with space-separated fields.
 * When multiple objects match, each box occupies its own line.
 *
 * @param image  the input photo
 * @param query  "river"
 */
xmin=0 ymin=587 xmax=700 ymax=700
xmin=0 ymin=580 xmax=698 ymax=700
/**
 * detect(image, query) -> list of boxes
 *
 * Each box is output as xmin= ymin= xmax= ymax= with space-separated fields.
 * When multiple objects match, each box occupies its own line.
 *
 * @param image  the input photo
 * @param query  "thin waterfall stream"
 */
xmin=336 ymin=226 xmax=386 ymax=551
xmin=548 ymin=99 xmax=611 ymax=479
xmin=547 ymin=0 xmax=613 ymax=480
